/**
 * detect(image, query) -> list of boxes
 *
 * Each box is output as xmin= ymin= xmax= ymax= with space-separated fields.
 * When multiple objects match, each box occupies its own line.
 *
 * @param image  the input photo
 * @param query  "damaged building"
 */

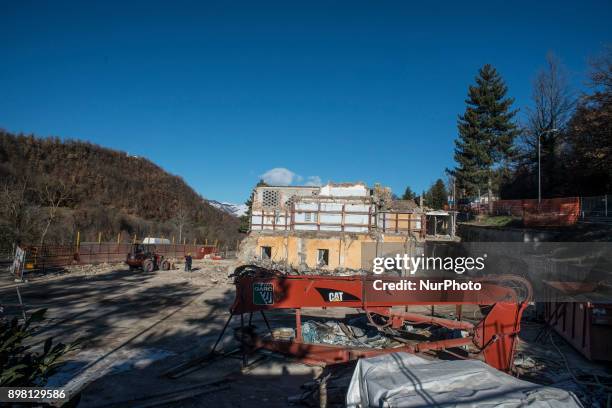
xmin=240 ymin=182 xmax=455 ymax=271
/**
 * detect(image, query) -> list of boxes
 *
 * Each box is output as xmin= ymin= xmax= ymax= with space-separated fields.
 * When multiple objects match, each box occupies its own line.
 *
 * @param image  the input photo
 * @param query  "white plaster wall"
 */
xmin=319 ymin=184 xmax=368 ymax=197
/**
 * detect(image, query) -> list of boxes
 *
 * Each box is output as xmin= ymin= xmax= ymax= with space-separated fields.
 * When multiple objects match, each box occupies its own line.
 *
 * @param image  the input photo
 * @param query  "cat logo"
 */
xmin=315 ymin=288 xmax=360 ymax=303
xmin=253 ymin=282 xmax=274 ymax=305
xmin=328 ymin=291 xmax=344 ymax=302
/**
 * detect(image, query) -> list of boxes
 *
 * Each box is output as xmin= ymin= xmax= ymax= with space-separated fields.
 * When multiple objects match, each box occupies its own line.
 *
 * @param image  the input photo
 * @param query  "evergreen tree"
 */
xmin=401 ymin=186 xmax=415 ymax=200
xmin=428 ymin=179 xmax=448 ymax=210
xmin=450 ymin=64 xmax=519 ymax=211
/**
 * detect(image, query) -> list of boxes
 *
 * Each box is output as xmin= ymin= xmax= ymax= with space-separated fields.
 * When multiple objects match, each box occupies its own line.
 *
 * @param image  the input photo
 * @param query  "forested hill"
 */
xmin=0 ymin=131 xmax=241 ymax=247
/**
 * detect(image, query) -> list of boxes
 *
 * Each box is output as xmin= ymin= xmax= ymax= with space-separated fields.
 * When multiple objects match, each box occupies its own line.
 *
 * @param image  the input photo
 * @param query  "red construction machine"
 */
xmin=205 ymin=266 xmax=532 ymax=373
xmin=125 ymin=243 xmax=172 ymax=272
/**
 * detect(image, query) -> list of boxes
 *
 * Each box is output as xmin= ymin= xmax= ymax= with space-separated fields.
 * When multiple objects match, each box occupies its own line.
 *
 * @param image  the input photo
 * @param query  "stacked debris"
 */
xmin=301 ymin=319 xmax=390 ymax=348
xmin=234 ymin=260 xmax=381 ymax=277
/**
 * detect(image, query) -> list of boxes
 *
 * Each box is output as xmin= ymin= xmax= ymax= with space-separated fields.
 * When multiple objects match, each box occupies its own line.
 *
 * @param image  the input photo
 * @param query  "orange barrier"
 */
xmin=20 ymin=243 xmax=218 ymax=270
xmin=493 ymin=197 xmax=580 ymax=227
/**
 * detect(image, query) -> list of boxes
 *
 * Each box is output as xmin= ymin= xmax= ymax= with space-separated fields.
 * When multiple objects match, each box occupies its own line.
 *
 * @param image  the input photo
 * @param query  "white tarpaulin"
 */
xmin=346 ymin=353 xmax=583 ymax=408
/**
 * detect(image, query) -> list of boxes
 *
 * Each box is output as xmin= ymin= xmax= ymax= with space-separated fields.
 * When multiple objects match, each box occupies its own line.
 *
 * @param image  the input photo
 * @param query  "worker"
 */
xmin=185 ymin=253 xmax=192 ymax=272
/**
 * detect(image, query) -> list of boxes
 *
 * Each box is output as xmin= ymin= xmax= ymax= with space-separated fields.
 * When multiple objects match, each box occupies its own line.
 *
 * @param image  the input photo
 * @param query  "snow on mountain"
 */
xmin=207 ymin=200 xmax=248 ymax=217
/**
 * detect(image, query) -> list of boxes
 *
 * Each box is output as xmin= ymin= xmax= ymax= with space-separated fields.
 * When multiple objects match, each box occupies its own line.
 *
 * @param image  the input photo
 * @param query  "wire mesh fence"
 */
xmin=493 ymin=197 xmax=580 ymax=226
xmin=580 ymin=195 xmax=611 ymax=223
xmin=0 ymin=242 xmax=228 ymax=274
xmin=491 ymin=195 xmax=611 ymax=226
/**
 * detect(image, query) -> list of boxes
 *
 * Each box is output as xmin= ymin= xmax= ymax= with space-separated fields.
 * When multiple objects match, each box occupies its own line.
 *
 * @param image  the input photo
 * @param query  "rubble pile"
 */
xmin=302 ymin=319 xmax=390 ymax=348
xmin=245 ymin=259 xmax=370 ymax=276
xmin=514 ymin=332 xmax=612 ymax=407
xmin=60 ymin=262 xmax=116 ymax=278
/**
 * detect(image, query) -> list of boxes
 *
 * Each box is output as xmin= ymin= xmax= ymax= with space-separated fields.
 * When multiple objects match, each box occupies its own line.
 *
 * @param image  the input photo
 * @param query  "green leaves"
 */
xmin=421 ymin=179 xmax=449 ymax=210
xmin=452 ymin=64 xmax=519 ymax=197
xmin=401 ymin=186 xmax=416 ymax=201
xmin=0 ymin=309 xmax=78 ymax=387
xmin=23 ymin=308 xmax=46 ymax=329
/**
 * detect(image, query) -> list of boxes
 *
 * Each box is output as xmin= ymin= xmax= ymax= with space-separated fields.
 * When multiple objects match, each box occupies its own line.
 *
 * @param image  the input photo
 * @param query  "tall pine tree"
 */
xmin=428 ymin=179 xmax=448 ymax=210
xmin=450 ymin=64 xmax=519 ymax=211
xmin=401 ymin=186 xmax=415 ymax=200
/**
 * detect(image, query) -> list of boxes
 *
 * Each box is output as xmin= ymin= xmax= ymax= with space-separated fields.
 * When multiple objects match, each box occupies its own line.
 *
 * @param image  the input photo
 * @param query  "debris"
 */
xmin=513 ymin=354 xmax=537 ymax=370
xmin=290 ymin=364 xmax=355 ymax=407
xmin=301 ymin=320 xmax=389 ymax=348
xmin=272 ymin=327 xmax=295 ymax=341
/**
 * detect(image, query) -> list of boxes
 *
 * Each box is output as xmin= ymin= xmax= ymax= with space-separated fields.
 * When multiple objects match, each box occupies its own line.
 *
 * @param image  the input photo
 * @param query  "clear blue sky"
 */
xmin=1 ymin=1 xmax=610 ymax=203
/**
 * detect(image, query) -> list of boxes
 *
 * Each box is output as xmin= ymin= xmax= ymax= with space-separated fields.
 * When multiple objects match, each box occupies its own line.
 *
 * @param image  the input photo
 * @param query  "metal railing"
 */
xmin=580 ymin=195 xmax=611 ymax=224
xmin=250 ymin=207 xmax=424 ymax=235
xmin=0 ymin=243 xmax=222 ymax=273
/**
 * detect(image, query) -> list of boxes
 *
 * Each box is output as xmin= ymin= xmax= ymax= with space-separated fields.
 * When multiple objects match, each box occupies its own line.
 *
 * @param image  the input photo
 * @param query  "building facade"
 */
xmin=242 ymin=182 xmax=432 ymax=271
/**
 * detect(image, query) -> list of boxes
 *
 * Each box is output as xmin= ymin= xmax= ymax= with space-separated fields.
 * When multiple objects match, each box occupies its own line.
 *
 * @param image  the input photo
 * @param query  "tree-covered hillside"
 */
xmin=0 ymin=131 xmax=242 ymax=248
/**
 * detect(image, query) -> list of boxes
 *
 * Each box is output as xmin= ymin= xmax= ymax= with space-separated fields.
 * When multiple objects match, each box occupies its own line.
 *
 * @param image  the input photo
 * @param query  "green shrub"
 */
xmin=1 ymin=309 xmax=77 ymax=386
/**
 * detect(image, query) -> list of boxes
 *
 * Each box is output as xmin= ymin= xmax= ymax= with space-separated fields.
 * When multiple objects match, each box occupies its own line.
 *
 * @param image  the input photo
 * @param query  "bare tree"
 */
xmin=588 ymin=45 xmax=612 ymax=96
xmin=0 ymin=177 xmax=39 ymax=246
xmin=517 ymin=53 xmax=576 ymax=197
xmin=1 ymin=179 xmax=28 ymax=229
xmin=563 ymin=46 xmax=612 ymax=195
xmin=38 ymin=181 xmax=71 ymax=246
xmin=172 ymin=202 xmax=189 ymax=243
xmin=523 ymin=52 xmax=575 ymax=155
xmin=372 ymin=183 xmax=393 ymax=209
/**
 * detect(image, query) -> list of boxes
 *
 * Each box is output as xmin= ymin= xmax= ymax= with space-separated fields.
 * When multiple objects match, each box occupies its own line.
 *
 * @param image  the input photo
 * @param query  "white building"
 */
xmin=250 ymin=182 xmax=424 ymax=235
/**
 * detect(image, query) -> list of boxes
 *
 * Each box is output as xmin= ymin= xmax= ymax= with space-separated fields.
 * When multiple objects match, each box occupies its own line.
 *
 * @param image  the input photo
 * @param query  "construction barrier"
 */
xmin=16 ymin=243 xmax=218 ymax=271
xmin=493 ymin=197 xmax=580 ymax=227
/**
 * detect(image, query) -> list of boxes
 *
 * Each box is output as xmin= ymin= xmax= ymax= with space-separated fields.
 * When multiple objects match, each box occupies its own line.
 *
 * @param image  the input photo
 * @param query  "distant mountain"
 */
xmin=208 ymin=200 xmax=248 ymax=217
xmin=0 ymin=131 xmax=242 ymax=247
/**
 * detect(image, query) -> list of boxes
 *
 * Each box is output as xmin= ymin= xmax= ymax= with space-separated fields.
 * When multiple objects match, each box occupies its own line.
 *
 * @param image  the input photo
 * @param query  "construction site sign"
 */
xmin=11 ymin=246 xmax=25 ymax=280
xmin=252 ymin=282 xmax=274 ymax=305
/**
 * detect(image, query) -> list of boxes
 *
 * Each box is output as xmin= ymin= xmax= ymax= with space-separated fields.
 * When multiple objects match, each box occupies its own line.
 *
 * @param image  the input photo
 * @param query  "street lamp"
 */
xmin=538 ymin=128 xmax=558 ymax=204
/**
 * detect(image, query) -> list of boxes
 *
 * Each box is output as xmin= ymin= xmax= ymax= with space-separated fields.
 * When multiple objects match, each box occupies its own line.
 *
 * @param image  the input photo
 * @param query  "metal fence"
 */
xmin=492 ymin=195 xmax=611 ymax=226
xmin=580 ymin=195 xmax=611 ymax=223
xmin=1 ymin=243 xmax=221 ymax=272
xmin=493 ymin=197 xmax=580 ymax=227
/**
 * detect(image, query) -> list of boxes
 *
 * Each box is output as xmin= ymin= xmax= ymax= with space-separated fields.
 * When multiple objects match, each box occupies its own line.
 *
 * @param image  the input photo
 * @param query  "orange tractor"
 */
xmin=125 ymin=244 xmax=172 ymax=272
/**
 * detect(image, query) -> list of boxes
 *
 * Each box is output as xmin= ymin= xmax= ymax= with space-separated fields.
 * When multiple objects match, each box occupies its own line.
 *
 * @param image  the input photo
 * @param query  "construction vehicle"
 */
xmin=125 ymin=243 xmax=171 ymax=272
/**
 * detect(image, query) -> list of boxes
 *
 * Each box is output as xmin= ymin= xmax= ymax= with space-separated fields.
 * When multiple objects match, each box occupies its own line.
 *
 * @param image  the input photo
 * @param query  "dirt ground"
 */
xmin=1 ymin=261 xmax=611 ymax=407
xmin=1 ymin=260 xmax=325 ymax=407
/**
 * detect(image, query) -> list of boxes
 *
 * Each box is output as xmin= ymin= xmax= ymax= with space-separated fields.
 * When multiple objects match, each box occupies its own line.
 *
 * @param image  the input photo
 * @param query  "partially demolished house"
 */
xmin=244 ymin=182 xmax=445 ymax=271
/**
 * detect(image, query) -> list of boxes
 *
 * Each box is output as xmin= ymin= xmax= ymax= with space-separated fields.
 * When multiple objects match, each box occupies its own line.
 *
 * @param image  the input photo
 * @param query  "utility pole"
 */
xmin=538 ymin=132 xmax=541 ymax=204
xmin=538 ymin=128 xmax=558 ymax=205
xmin=452 ymin=177 xmax=456 ymax=211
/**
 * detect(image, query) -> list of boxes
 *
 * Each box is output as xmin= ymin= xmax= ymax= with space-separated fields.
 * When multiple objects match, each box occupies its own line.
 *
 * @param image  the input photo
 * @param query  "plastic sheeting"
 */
xmin=346 ymin=353 xmax=583 ymax=407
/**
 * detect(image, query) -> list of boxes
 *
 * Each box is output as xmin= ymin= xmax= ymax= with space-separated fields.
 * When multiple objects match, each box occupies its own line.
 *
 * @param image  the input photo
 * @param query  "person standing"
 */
xmin=185 ymin=253 xmax=193 ymax=272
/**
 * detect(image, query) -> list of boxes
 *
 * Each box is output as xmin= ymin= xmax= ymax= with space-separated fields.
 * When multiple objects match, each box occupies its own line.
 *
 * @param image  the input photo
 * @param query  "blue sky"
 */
xmin=1 ymin=1 xmax=610 ymax=203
